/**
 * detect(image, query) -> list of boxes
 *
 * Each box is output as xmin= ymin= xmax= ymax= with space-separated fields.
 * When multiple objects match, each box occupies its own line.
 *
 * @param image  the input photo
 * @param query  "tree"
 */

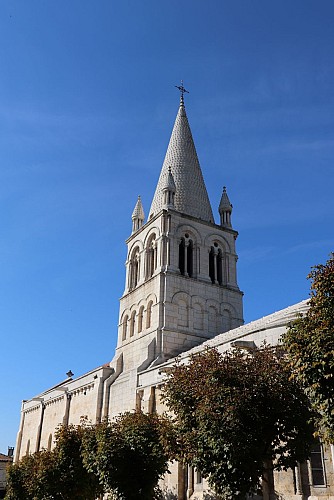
xmin=51 ymin=424 xmax=103 ymax=500
xmin=282 ymin=253 xmax=334 ymax=442
xmin=5 ymin=450 xmax=57 ymax=500
xmin=162 ymin=345 xmax=314 ymax=500
xmin=5 ymin=425 xmax=102 ymax=500
xmin=82 ymin=411 xmax=175 ymax=500
xmin=6 ymin=415 xmax=174 ymax=500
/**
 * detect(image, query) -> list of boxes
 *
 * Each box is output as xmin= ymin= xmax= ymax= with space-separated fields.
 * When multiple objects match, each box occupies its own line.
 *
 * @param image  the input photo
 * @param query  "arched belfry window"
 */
xmin=146 ymin=235 xmax=157 ymax=279
xmin=178 ymin=234 xmax=194 ymax=277
xmin=209 ymin=243 xmax=224 ymax=285
xmin=129 ymin=247 xmax=140 ymax=289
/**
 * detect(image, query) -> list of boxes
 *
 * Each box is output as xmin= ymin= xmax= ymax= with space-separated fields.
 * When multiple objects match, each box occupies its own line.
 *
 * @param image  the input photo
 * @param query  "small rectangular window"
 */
xmin=310 ymin=441 xmax=326 ymax=487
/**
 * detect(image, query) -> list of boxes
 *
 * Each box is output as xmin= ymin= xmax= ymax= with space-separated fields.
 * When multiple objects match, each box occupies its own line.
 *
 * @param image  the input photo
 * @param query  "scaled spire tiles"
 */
xmin=149 ymin=102 xmax=214 ymax=222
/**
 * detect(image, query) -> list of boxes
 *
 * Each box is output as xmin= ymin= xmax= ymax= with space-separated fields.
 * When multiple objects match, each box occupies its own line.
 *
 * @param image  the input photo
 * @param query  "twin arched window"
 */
xmin=129 ymin=247 xmax=140 ymax=290
xmin=178 ymin=234 xmax=193 ymax=277
xmin=128 ymin=235 xmax=158 ymax=291
xmin=209 ymin=244 xmax=223 ymax=285
xmin=146 ymin=235 xmax=157 ymax=279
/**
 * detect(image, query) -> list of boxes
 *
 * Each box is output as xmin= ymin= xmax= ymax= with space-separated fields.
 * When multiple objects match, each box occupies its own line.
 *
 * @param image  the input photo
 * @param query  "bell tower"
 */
xmin=114 ymin=88 xmax=244 ymax=373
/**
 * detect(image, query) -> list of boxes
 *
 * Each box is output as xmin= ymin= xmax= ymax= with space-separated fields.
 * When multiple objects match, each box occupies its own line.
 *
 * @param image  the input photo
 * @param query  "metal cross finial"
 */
xmin=175 ymin=80 xmax=189 ymax=105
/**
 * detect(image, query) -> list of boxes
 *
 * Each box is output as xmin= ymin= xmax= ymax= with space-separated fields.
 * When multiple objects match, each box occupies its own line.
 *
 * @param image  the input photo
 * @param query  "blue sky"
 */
xmin=1 ymin=0 xmax=334 ymax=453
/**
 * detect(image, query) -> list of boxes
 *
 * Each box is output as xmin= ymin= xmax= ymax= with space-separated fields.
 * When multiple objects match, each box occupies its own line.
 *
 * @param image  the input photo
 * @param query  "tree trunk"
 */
xmin=262 ymin=458 xmax=275 ymax=500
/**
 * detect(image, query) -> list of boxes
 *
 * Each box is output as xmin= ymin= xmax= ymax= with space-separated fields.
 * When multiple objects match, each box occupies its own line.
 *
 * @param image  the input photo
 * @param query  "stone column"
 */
xmin=186 ymin=465 xmax=194 ymax=498
xmin=15 ymin=403 xmax=26 ymax=462
xmin=178 ymin=463 xmax=186 ymax=500
xmin=331 ymin=444 xmax=334 ymax=474
xmin=148 ymin=386 xmax=156 ymax=414
xmin=62 ymin=393 xmax=71 ymax=426
xmin=213 ymin=247 xmax=218 ymax=284
xmin=294 ymin=463 xmax=302 ymax=495
xmin=35 ymin=401 xmax=45 ymax=452
xmin=184 ymin=240 xmax=189 ymax=277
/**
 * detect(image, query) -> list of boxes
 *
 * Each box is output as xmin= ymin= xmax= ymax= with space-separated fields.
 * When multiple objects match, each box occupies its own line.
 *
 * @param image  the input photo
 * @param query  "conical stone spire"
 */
xmin=149 ymin=99 xmax=214 ymax=222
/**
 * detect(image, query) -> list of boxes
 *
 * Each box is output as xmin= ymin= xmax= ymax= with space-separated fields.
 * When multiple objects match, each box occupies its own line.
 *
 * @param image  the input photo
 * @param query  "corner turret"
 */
xmin=131 ymin=195 xmax=145 ymax=233
xmin=162 ymin=167 xmax=176 ymax=209
xmin=219 ymin=186 xmax=233 ymax=228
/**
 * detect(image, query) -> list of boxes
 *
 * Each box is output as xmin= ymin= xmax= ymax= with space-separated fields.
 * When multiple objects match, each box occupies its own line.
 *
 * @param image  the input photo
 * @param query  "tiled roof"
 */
xmin=0 ymin=453 xmax=12 ymax=461
xmin=149 ymin=102 xmax=214 ymax=222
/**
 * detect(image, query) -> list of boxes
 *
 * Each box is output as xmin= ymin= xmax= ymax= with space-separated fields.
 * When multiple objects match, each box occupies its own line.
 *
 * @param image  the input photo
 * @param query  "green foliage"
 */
xmin=162 ymin=346 xmax=314 ymax=500
xmin=282 ymin=253 xmax=334 ymax=442
xmin=82 ymin=411 xmax=175 ymax=500
xmin=6 ymin=413 xmax=174 ymax=500
xmin=51 ymin=424 xmax=102 ymax=499
xmin=5 ymin=450 xmax=57 ymax=500
xmin=5 ymin=425 xmax=103 ymax=500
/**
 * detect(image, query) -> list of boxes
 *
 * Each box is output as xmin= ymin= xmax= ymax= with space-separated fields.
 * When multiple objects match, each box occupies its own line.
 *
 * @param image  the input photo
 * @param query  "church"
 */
xmin=15 ymin=89 xmax=334 ymax=499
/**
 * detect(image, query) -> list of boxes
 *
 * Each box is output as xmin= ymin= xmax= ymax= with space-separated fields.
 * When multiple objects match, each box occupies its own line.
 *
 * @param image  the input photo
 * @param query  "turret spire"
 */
xmin=131 ymin=195 xmax=145 ymax=233
xmin=149 ymin=90 xmax=214 ymax=222
xmin=162 ymin=166 xmax=176 ymax=209
xmin=219 ymin=186 xmax=233 ymax=228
